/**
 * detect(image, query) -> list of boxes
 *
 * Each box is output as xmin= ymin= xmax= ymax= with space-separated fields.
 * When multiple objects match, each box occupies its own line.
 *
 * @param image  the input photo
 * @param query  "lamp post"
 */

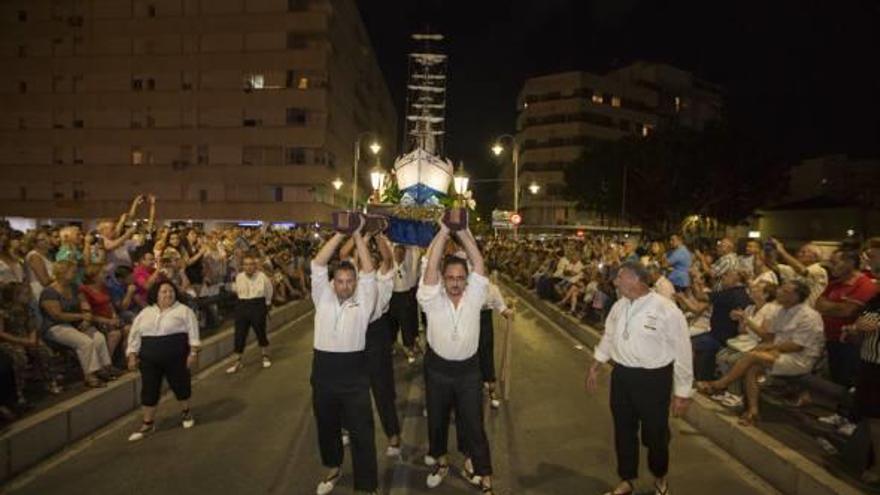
xmin=369 ymin=164 xmax=387 ymax=204
xmin=352 ymin=132 xmax=381 ymax=209
xmin=492 ymin=134 xmax=520 ymax=238
xmin=453 ymin=161 xmax=470 ymax=197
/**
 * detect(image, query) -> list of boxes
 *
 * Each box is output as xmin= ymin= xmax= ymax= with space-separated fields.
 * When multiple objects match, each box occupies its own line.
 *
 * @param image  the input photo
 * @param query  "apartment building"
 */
xmin=0 ymin=0 xmax=396 ymax=224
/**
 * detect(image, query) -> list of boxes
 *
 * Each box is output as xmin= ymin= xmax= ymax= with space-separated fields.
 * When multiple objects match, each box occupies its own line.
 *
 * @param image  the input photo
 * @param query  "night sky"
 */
xmin=358 ymin=0 xmax=880 ymax=211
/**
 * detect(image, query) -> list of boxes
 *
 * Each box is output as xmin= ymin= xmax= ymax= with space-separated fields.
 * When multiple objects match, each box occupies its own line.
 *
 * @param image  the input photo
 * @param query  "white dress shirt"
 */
xmin=417 ymin=271 xmax=489 ymax=361
xmin=234 ymin=271 xmax=273 ymax=305
xmin=595 ymin=291 xmax=694 ymax=398
xmin=769 ymin=302 xmax=825 ymax=366
xmin=371 ymin=269 xmax=394 ymax=323
xmin=311 ymin=261 xmax=377 ymax=352
xmin=392 ymin=247 xmax=420 ymax=292
xmin=127 ymin=302 xmax=201 ymax=355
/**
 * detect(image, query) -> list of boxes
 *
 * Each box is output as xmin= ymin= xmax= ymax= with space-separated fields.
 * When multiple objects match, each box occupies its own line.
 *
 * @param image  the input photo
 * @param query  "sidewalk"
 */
xmin=500 ymin=274 xmax=865 ymax=495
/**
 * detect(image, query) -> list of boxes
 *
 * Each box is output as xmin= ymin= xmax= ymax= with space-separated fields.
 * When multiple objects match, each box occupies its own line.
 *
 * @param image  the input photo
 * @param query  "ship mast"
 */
xmin=405 ymin=33 xmax=447 ymax=156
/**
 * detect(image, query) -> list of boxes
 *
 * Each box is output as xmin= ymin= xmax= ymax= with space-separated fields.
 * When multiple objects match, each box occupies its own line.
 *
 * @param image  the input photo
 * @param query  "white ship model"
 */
xmin=393 ymin=33 xmax=454 ymax=206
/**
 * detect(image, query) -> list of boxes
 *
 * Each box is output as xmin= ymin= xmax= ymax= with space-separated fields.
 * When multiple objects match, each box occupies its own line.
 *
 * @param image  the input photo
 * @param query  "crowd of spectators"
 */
xmin=488 ymin=231 xmax=880 ymax=472
xmin=0 ymin=195 xmax=322 ymax=423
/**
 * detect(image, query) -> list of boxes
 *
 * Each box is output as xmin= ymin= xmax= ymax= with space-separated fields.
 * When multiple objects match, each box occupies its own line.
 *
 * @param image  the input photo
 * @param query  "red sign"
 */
xmin=509 ymin=213 xmax=522 ymax=225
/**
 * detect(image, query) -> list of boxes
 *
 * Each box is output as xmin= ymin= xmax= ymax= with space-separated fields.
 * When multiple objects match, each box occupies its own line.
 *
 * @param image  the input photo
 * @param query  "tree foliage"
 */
xmin=563 ymin=124 xmax=788 ymax=235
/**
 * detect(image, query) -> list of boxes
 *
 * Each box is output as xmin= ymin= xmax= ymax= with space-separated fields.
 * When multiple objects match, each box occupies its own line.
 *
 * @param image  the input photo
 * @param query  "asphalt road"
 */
xmin=6 ymin=288 xmax=779 ymax=495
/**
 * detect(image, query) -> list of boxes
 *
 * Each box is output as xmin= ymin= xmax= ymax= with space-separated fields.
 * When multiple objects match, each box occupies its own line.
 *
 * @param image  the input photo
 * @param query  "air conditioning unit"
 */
xmin=182 ymin=82 xmax=192 ymax=90
xmin=172 ymin=160 xmax=190 ymax=170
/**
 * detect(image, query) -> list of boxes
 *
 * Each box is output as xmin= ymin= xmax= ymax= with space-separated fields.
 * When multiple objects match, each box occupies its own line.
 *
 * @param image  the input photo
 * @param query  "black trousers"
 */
xmin=139 ymin=334 xmax=191 ymax=407
xmin=234 ymin=298 xmax=269 ymax=354
xmin=424 ymin=348 xmax=493 ymax=476
xmin=311 ymin=350 xmax=378 ymax=492
xmin=478 ymin=310 xmax=496 ymax=383
xmin=366 ymin=314 xmax=401 ymax=438
xmin=610 ymin=362 xmax=673 ymax=481
xmin=388 ymin=289 xmax=419 ymax=348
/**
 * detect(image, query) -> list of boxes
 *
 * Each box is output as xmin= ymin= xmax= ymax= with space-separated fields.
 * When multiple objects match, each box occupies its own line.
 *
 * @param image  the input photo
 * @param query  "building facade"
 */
xmin=0 ymin=0 xmax=396 ymax=224
xmin=510 ymin=62 xmax=721 ymax=227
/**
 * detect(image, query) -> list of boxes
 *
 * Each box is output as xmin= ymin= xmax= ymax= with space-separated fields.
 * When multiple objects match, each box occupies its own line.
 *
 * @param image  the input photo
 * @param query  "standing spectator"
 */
xmin=665 ymin=234 xmax=692 ymax=292
xmin=126 ymin=281 xmax=201 ymax=442
xmin=738 ymin=239 xmax=761 ymax=279
xmin=700 ymin=238 xmax=737 ymax=290
xmin=133 ymin=251 xmax=160 ymax=308
xmin=97 ymin=216 xmax=138 ymax=271
xmin=182 ymin=229 xmax=206 ymax=294
xmin=771 ymin=240 xmax=828 ymax=306
xmin=843 ymin=237 xmax=880 ymax=485
xmin=40 ymin=260 xmax=114 ymax=388
xmin=815 ymin=249 xmax=878 ymax=387
xmin=25 ymin=231 xmax=54 ymax=301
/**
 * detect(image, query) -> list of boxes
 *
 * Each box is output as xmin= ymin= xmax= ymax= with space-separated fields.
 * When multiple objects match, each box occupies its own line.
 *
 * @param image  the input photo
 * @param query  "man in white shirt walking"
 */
xmin=310 ymin=217 xmax=379 ymax=495
xmin=417 ymin=221 xmax=495 ymax=494
xmin=226 ymin=253 xmax=273 ymax=373
xmin=388 ymin=244 xmax=421 ymax=363
xmin=586 ymin=261 xmax=693 ymax=495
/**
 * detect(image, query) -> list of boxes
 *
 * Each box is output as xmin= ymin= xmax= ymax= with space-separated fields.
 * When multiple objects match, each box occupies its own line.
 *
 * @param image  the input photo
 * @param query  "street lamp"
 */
xmin=528 ymin=181 xmax=540 ymax=195
xmin=332 ymin=177 xmax=343 ymax=190
xmin=352 ymin=132 xmax=382 ymax=209
xmin=491 ymin=134 xmax=520 ymax=238
xmin=453 ymin=161 xmax=470 ymax=196
xmin=369 ymin=164 xmax=387 ymax=203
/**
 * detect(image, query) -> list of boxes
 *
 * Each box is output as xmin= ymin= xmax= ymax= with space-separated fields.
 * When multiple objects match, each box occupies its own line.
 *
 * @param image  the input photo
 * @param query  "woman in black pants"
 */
xmin=126 ymin=281 xmax=201 ymax=442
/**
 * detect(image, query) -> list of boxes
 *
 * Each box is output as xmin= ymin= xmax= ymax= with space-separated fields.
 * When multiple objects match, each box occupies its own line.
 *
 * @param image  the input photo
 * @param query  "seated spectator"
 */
xmin=647 ymin=263 xmax=675 ymax=300
xmin=686 ymin=270 xmax=752 ymax=380
xmin=106 ymin=265 xmax=140 ymax=320
xmin=0 ymin=230 xmax=24 ymax=285
xmin=697 ymin=279 xmax=825 ymax=426
xmin=133 ymin=251 xmax=160 ymax=308
xmin=79 ymin=264 xmax=129 ymax=363
xmin=24 ymin=231 xmax=55 ymax=302
xmin=157 ymin=249 xmax=194 ymax=298
xmin=750 ymin=251 xmax=779 ymax=288
xmin=56 ymin=226 xmax=88 ymax=285
xmin=0 ymin=282 xmax=61 ymax=403
xmin=40 ymin=260 xmax=116 ymax=388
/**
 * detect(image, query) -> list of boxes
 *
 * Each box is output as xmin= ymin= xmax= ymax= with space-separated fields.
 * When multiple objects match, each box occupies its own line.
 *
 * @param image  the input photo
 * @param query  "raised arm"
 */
xmin=353 ymin=222 xmax=374 ymax=274
xmin=376 ymin=233 xmax=393 ymax=275
xmin=146 ymin=194 xmax=157 ymax=231
xmin=456 ymin=228 xmax=485 ymax=276
xmin=423 ymin=222 xmax=450 ymax=286
xmin=313 ymin=233 xmax=346 ymax=267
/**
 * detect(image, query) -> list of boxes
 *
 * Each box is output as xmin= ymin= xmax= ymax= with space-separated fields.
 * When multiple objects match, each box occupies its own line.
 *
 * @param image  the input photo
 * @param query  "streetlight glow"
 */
xmin=370 ymin=165 xmax=387 ymax=192
xmin=369 ymin=142 xmax=381 ymax=155
xmin=332 ymin=177 xmax=343 ymax=190
xmin=491 ymin=143 xmax=504 ymax=156
xmin=453 ymin=162 xmax=470 ymax=196
xmin=528 ymin=182 xmax=540 ymax=195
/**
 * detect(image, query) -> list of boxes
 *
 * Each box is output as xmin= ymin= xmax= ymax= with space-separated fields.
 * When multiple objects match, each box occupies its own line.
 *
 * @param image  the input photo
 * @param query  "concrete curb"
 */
xmin=499 ymin=275 xmax=862 ymax=495
xmin=0 ymin=299 xmax=313 ymax=484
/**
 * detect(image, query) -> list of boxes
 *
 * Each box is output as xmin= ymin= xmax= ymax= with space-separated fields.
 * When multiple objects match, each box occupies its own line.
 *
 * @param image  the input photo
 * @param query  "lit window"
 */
xmin=591 ymin=94 xmax=603 ymax=104
xmin=641 ymin=124 xmax=654 ymax=137
xmin=297 ymin=77 xmax=309 ymax=90
xmin=245 ymin=74 xmax=264 ymax=90
xmin=611 ymin=96 xmax=621 ymax=108
xmin=674 ymin=96 xmax=681 ymax=112
xmin=523 ymin=102 xmax=528 ymax=109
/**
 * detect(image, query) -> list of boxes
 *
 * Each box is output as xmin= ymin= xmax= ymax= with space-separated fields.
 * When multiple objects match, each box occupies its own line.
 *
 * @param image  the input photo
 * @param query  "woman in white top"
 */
xmin=25 ymin=231 xmax=54 ymax=300
xmin=0 ymin=232 xmax=24 ymax=285
xmin=126 ymin=281 xmax=201 ymax=442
